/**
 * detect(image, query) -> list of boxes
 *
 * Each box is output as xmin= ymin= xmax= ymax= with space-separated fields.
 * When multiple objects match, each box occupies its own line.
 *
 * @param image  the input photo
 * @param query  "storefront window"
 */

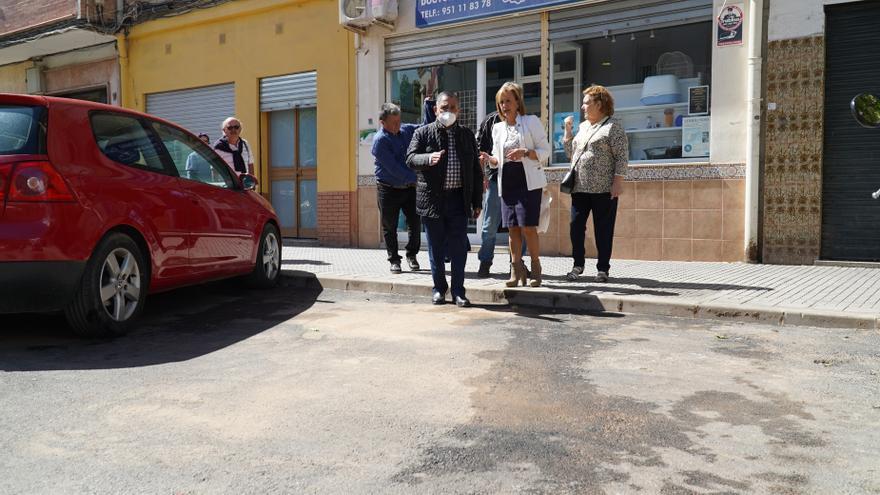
xmin=390 ymin=61 xmax=478 ymax=131
xmin=551 ymin=22 xmax=712 ymax=164
xmin=486 ymin=56 xmax=515 ymax=115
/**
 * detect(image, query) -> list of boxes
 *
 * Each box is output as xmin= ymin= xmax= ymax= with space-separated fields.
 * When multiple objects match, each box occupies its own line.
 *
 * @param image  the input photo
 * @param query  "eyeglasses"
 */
xmin=226 ymin=125 xmax=241 ymax=130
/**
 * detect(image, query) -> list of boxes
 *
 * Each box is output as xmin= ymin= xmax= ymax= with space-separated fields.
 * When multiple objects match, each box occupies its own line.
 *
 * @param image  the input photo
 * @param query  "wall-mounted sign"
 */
xmin=416 ymin=0 xmax=576 ymax=28
xmin=688 ymin=85 xmax=710 ymax=116
xmin=716 ymin=3 xmax=744 ymax=46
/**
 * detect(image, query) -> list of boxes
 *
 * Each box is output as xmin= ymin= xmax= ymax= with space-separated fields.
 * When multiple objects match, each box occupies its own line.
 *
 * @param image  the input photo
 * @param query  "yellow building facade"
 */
xmin=121 ymin=0 xmax=357 ymax=246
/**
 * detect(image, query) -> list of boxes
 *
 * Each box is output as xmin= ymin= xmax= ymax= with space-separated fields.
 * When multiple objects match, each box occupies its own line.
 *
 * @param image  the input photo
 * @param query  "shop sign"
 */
xmin=416 ymin=0 xmax=576 ymax=28
xmin=716 ymin=3 xmax=744 ymax=46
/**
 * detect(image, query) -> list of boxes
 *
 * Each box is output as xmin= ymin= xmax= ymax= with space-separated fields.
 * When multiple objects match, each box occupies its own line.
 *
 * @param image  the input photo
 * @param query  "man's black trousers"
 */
xmin=377 ymin=183 xmax=420 ymax=263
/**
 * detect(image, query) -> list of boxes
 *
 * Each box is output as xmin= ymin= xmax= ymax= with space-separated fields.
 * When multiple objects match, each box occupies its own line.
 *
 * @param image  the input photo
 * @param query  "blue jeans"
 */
xmin=423 ymin=190 xmax=469 ymax=298
xmin=478 ymin=178 xmax=526 ymax=264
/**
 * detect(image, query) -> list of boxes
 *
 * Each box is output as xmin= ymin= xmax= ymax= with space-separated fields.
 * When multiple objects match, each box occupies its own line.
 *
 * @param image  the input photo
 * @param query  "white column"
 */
xmin=744 ymin=0 xmax=764 ymax=261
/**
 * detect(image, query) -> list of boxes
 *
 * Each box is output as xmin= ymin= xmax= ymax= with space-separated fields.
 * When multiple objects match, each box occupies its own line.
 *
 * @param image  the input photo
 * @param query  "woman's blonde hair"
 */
xmin=495 ymin=82 xmax=527 ymax=117
xmin=583 ymin=85 xmax=615 ymax=117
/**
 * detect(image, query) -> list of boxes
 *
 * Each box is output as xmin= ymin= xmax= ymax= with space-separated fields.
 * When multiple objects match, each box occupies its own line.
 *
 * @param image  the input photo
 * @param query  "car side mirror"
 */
xmin=240 ymin=173 xmax=258 ymax=191
xmin=851 ymin=93 xmax=880 ymax=129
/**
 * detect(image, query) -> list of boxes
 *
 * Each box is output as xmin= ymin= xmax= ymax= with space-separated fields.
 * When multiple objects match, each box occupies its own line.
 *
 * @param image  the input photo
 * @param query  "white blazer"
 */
xmin=490 ymin=114 xmax=550 ymax=194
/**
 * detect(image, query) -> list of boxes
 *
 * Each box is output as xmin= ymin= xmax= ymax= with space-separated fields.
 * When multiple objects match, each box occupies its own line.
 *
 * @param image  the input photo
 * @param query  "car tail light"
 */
xmin=7 ymin=161 xmax=75 ymax=202
xmin=0 ymin=163 xmax=12 ymax=203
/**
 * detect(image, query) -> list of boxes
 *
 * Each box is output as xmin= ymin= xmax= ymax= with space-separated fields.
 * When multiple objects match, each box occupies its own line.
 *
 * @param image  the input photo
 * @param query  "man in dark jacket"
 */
xmin=406 ymin=92 xmax=483 ymax=307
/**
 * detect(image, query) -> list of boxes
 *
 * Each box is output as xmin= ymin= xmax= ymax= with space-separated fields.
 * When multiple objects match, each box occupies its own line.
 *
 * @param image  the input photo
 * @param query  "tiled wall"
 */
xmin=762 ymin=36 xmax=825 ymax=264
xmin=357 ymin=177 xmax=746 ymax=262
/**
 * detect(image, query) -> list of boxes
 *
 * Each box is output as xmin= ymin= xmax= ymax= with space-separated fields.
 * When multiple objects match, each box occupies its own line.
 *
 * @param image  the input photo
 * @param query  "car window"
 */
xmin=0 ymin=105 xmax=46 ymax=155
xmin=91 ymin=112 xmax=167 ymax=172
xmin=150 ymin=122 xmax=236 ymax=189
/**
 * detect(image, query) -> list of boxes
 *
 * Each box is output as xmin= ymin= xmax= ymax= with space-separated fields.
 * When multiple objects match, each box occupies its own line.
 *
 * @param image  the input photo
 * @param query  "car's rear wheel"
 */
xmin=64 ymin=233 xmax=148 ymax=337
xmin=245 ymin=223 xmax=281 ymax=288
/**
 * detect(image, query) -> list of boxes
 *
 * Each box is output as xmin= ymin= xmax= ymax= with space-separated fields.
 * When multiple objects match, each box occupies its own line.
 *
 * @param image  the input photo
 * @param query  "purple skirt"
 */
xmin=501 ymin=161 xmax=541 ymax=227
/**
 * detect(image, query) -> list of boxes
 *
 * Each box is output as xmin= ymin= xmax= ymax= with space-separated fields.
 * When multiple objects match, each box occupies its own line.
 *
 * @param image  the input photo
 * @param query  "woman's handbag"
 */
xmin=559 ymin=117 xmax=611 ymax=195
xmin=560 ymin=167 xmax=577 ymax=195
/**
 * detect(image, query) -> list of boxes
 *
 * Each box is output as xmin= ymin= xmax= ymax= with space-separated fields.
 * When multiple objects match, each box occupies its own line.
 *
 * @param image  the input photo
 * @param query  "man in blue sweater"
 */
xmin=372 ymin=101 xmax=434 ymax=274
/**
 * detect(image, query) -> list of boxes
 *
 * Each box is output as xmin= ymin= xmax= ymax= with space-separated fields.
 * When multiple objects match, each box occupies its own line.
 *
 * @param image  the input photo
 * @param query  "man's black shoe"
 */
xmin=432 ymin=292 xmax=446 ymax=305
xmin=477 ymin=261 xmax=491 ymax=278
xmin=407 ymin=256 xmax=420 ymax=271
xmin=390 ymin=262 xmax=402 ymax=274
xmin=454 ymin=295 xmax=471 ymax=308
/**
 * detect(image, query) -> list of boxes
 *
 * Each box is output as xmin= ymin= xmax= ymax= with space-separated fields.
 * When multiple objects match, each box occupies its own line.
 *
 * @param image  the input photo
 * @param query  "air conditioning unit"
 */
xmin=339 ymin=0 xmax=373 ymax=28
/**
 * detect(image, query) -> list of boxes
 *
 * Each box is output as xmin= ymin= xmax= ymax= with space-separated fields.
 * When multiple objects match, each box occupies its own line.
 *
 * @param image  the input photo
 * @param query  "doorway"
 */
xmin=267 ymin=107 xmax=318 ymax=238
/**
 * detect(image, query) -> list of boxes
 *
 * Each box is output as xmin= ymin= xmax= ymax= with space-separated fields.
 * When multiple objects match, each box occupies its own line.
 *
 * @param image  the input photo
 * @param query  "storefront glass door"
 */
xmin=268 ymin=107 xmax=318 ymax=238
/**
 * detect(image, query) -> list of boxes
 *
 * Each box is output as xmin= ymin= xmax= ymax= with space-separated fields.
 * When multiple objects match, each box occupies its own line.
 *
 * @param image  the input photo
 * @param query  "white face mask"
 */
xmin=437 ymin=111 xmax=457 ymax=127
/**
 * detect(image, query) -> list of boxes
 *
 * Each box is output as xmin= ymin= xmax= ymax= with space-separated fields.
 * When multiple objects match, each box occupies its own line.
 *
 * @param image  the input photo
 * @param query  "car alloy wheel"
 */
xmin=99 ymin=247 xmax=142 ymax=322
xmin=262 ymin=231 xmax=280 ymax=281
xmin=65 ymin=232 xmax=149 ymax=337
xmin=245 ymin=223 xmax=282 ymax=288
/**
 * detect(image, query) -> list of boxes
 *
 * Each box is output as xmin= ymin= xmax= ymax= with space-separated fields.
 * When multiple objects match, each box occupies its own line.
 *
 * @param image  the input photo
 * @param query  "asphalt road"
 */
xmin=1 ymin=281 xmax=879 ymax=494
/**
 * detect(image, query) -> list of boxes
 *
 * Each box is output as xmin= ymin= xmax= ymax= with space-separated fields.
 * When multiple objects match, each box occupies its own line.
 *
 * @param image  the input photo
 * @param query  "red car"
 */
xmin=0 ymin=94 xmax=282 ymax=336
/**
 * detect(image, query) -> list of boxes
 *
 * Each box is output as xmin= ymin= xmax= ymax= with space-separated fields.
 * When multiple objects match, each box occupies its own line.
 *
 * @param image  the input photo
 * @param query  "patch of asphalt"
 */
xmin=391 ymin=309 xmax=880 ymax=494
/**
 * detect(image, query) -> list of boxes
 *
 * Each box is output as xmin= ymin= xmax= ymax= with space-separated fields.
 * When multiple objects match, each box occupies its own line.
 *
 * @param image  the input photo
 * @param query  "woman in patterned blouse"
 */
xmin=562 ymin=85 xmax=629 ymax=283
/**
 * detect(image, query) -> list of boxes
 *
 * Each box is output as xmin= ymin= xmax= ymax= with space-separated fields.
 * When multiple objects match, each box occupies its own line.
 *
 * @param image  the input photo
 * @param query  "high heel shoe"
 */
xmin=529 ymin=259 xmax=542 ymax=287
xmin=505 ymin=262 xmax=527 ymax=287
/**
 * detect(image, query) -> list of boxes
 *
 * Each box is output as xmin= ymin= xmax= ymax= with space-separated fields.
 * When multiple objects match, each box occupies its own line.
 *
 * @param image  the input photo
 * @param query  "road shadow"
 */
xmin=0 ymin=277 xmax=322 ymax=372
xmin=540 ymin=282 xmax=678 ymax=297
xmin=539 ymin=275 xmax=773 ymax=296
xmin=281 ymin=259 xmax=331 ymax=266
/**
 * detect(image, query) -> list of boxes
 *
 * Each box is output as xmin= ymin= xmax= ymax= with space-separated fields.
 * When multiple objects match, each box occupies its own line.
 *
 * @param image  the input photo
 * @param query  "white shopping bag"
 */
xmin=537 ymin=189 xmax=552 ymax=234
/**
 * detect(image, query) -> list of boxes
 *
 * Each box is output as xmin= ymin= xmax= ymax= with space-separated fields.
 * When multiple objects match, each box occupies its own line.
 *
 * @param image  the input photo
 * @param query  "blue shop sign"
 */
xmin=416 ymin=0 xmax=577 ymax=28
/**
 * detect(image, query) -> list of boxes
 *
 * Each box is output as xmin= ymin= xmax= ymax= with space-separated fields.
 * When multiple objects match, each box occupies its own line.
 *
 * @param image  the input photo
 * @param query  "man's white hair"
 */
xmin=221 ymin=117 xmax=241 ymax=131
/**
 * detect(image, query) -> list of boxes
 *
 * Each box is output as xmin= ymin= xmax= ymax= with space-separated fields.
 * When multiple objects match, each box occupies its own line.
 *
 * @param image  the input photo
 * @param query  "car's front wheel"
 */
xmin=245 ymin=223 xmax=281 ymax=288
xmin=64 ymin=233 xmax=148 ymax=337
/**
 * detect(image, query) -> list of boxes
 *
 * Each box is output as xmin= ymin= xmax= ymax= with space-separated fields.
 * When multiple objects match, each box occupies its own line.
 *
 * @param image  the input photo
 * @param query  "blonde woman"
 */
xmin=480 ymin=82 xmax=550 ymax=287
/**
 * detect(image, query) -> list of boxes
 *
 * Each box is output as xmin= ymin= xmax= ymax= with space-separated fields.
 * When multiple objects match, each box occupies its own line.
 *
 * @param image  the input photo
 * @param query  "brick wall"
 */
xmin=317 ymin=191 xmax=356 ymax=247
xmin=0 ymin=0 xmax=77 ymax=37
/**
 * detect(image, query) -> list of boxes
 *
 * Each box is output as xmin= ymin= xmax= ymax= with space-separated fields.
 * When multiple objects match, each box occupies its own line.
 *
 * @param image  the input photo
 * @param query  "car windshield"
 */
xmin=0 ymin=105 xmax=47 ymax=155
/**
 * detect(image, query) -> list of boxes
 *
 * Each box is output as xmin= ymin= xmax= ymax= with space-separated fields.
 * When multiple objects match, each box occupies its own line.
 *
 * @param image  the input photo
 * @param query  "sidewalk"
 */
xmin=281 ymin=245 xmax=880 ymax=330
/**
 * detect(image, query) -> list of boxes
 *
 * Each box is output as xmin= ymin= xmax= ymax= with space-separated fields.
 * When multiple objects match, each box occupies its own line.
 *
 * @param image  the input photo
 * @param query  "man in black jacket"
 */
xmin=406 ymin=92 xmax=483 ymax=307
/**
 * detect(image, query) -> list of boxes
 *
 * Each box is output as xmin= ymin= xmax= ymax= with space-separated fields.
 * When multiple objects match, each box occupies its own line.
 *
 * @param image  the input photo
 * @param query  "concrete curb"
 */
xmin=282 ymin=271 xmax=879 ymax=330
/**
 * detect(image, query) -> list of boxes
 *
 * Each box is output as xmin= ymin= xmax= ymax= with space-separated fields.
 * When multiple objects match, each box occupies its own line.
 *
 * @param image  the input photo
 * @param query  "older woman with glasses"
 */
xmin=562 ymin=85 xmax=629 ymax=283
xmin=214 ymin=117 xmax=254 ymax=175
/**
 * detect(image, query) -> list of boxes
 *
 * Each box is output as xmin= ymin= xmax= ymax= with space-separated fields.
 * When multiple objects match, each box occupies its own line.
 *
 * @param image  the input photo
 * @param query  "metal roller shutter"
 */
xmin=385 ymin=14 xmax=541 ymax=70
xmin=549 ymin=0 xmax=713 ymax=42
xmin=821 ymin=1 xmax=880 ymax=261
xmin=260 ymin=71 xmax=317 ymax=112
xmin=145 ymin=83 xmax=234 ymax=138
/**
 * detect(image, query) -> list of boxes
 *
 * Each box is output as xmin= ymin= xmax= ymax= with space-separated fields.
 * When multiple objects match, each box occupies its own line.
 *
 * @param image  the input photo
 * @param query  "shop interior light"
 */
xmin=601 ymin=61 xmax=612 ymax=66
xmin=650 ymin=30 xmax=655 ymax=39
xmin=630 ymin=33 xmax=636 ymax=41
xmin=611 ymin=35 xmax=616 ymax=43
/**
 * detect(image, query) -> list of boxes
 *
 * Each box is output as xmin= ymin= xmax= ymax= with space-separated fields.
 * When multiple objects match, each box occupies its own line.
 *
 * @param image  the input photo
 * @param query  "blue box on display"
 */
xmin=416 ymin=0 xmax=577 ymax=28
